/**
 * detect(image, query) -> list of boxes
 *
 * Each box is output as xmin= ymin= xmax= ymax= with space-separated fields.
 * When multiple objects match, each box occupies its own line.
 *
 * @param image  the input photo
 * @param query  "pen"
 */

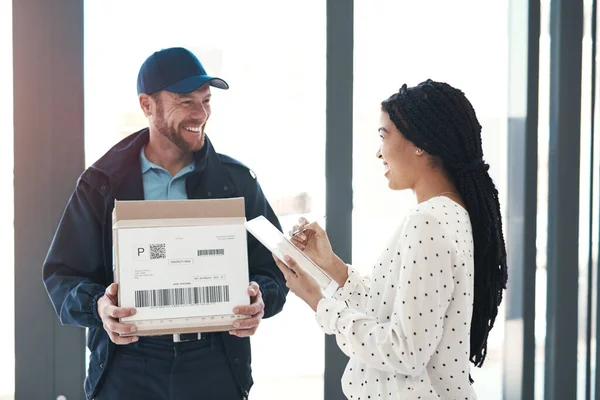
xmin=290 ymin=216 xmax=327 ymax=237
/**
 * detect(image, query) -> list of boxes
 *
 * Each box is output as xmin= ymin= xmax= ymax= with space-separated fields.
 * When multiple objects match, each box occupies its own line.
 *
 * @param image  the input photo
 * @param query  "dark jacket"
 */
xmin=42 ymin=129 xmax=288 ymax=399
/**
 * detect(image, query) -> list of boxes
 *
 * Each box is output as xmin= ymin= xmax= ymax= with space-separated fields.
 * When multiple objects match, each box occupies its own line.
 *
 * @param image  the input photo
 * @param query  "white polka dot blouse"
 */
xmin=315 ymin=196 xmax=477 ymax=400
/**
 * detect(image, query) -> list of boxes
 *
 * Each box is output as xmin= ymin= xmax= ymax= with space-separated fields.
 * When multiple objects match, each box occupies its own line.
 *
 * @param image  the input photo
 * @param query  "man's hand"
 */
xmin=97 ymin=283 xmax=139 ymax=344
xmin=230 ymin=282 xmax=265 ymax=338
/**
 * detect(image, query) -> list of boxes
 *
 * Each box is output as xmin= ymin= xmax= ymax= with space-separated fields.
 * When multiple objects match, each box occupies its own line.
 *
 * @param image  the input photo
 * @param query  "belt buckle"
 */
xmin=173 ymin=333 xmax=202 ymax=343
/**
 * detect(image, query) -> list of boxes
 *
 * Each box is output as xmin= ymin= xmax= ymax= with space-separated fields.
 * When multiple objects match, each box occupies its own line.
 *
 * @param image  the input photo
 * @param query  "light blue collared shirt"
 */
xmin=140 ymin=147 xmax=196 ymax=200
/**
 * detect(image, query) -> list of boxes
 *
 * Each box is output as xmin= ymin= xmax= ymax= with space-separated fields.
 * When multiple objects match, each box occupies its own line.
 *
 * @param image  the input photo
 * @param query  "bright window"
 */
xmin=84 ymin=1 xmax=326 ymax=398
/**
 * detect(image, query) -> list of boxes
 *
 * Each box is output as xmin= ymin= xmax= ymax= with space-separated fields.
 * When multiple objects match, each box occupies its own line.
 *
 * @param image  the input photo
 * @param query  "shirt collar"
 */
xmin=140 ymin=146 xmax=153 ymax=174
xmin=140 ymin=146 xmax=196 ymax=177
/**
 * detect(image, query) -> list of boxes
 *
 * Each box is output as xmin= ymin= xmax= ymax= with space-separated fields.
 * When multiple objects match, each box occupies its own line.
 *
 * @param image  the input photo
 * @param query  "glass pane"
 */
xmin=84 ymin=1 xmax=326 ymax=399
xmin=591 ymin=3 xmax=600 ymax=393
xmin=591 ymin=0 xmax=600 ymax=395
xmin=536 ymin=0 xmax=550 ymax=397
xmin=579 ymin=1 xmax=597 ymax=398
xmin=353 ymin=1 xmax=509 ymax=398
xmin=0 ymin=0 xmax=14 ymax=399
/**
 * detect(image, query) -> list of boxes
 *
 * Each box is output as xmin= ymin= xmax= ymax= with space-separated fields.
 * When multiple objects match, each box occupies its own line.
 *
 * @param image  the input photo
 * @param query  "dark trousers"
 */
xmin=95 ymin=334 xmax=243 ymax=400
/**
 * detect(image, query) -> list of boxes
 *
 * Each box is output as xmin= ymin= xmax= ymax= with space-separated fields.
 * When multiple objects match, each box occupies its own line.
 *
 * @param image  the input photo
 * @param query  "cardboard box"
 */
xmin=112 ymin=197 xmax=250 ymax=336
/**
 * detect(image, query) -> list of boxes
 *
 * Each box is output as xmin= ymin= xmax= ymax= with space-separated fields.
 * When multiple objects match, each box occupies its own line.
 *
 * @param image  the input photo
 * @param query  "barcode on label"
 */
xmin=197 ymin=248 xmax=225 ymax=257
xmin=149 ymin=243 xmax=166 ymax=260
xmin=135 ymin=285 xmax=230 ymax=308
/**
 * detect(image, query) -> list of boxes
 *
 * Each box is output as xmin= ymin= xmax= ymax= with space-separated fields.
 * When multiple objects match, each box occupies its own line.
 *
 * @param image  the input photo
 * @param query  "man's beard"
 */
xmin=154 ymin=105 xmax=205 ymax=153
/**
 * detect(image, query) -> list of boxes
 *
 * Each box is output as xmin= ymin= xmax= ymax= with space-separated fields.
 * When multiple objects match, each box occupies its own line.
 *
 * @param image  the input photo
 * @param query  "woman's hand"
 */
xmin=273 ymin=254 xmax=324 ymax=312
xmin=289 ymin=217 xmax=349 ymax=286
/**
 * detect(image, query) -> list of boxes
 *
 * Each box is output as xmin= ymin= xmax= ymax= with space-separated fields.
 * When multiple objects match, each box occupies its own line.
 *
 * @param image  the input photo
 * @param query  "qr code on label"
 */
xmin=149 ymin=243 xmax=166 ymax=260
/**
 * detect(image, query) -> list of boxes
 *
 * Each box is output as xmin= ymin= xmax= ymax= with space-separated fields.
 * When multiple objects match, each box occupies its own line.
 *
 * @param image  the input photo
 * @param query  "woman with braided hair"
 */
xmin=273 ymin=79 xmax=507 ymax=399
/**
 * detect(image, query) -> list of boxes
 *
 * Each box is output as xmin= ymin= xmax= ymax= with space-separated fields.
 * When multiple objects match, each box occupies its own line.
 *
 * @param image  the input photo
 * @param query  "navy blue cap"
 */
xmin=137 ymin=47 xmax=229 ymax=95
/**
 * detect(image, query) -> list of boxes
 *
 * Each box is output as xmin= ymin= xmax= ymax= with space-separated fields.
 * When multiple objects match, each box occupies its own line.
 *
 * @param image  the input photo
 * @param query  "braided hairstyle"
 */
xmin=381 ymin=79 xmax=507 ymax=368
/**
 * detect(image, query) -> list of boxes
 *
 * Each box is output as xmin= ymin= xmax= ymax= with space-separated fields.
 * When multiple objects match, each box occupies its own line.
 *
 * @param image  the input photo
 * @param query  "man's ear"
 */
xmin=139 ymin=93 xmax=153 ymax=118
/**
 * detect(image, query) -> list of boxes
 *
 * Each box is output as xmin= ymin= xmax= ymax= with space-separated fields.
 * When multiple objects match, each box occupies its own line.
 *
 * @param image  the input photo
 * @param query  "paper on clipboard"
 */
xmin=245 ymin=216 xmax=339 ymax=297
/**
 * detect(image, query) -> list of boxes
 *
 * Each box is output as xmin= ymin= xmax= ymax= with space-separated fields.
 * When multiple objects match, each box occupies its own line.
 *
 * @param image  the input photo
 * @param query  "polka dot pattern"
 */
xmin=315 ymin=196 xmax=477 ymax=399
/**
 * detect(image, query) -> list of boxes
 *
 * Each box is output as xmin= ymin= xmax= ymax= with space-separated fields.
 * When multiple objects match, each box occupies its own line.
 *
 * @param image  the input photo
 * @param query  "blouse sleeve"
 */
xmin=332 ymin=265 xmax=372 ymax=310
xmin=315 ymin=212 xmax=455 ymax=375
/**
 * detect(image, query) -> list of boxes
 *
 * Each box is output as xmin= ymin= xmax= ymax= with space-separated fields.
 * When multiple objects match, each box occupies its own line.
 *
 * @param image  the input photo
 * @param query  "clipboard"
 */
xmin=245 ymin=215 xmax=339 ymax=297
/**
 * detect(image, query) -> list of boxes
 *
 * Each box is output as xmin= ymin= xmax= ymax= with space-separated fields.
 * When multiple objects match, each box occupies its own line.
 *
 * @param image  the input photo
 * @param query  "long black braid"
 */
xmin=381 ymin=79 xmax=508 ymax=369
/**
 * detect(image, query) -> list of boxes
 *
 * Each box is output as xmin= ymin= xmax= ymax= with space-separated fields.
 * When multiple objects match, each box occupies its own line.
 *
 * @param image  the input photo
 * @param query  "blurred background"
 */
xmin=2 ymin=0 xmax=595 ymax=399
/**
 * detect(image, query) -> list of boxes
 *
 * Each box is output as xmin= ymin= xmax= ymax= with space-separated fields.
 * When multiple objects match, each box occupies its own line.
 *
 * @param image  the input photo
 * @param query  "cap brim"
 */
xmin=164 ymin=75 xmax=229 ymax=94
